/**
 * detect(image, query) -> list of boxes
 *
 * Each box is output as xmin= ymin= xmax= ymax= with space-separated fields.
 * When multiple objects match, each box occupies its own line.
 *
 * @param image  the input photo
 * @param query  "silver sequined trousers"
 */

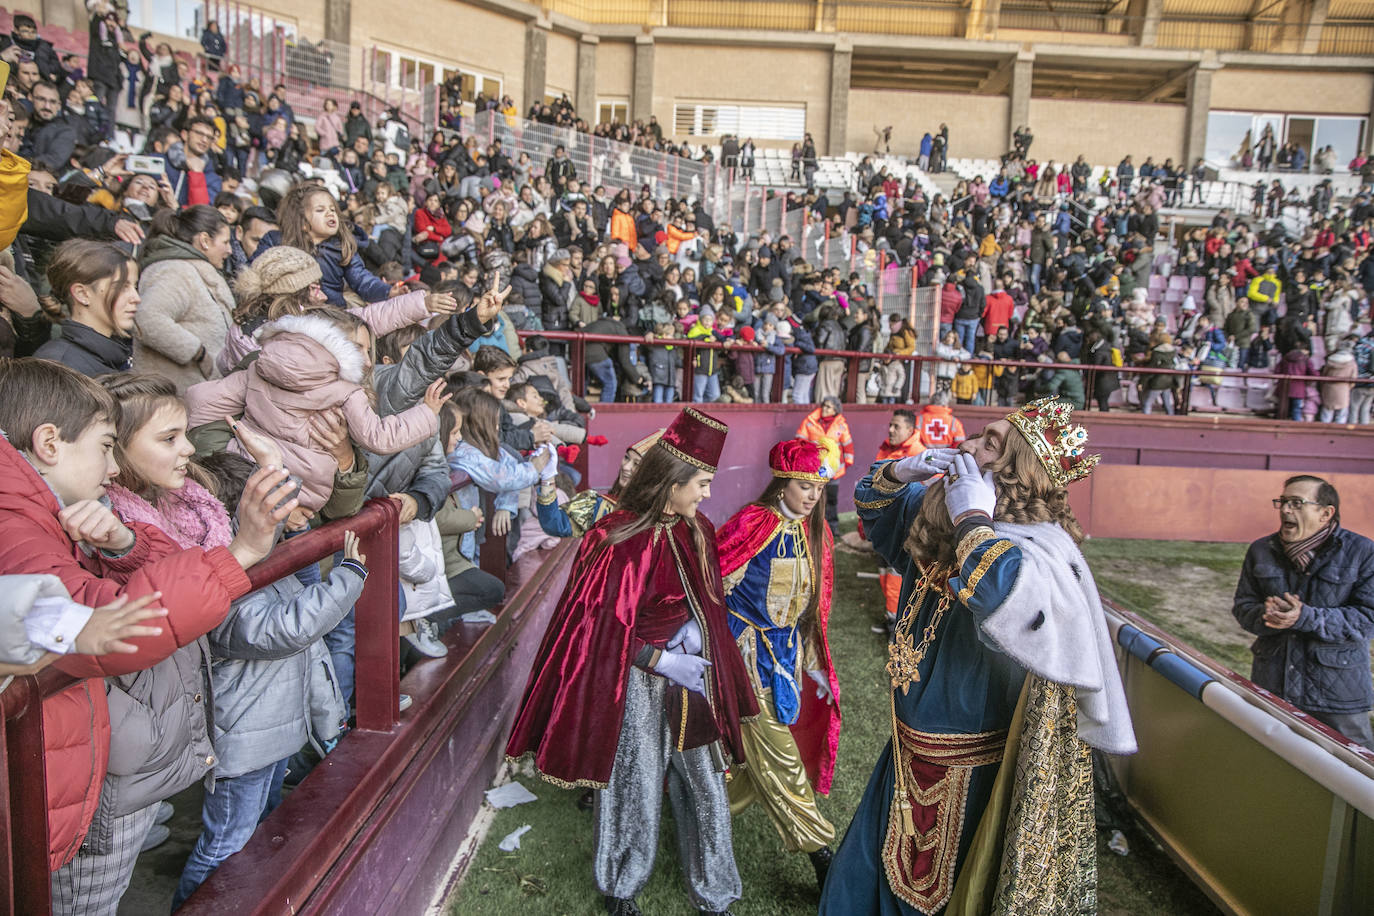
xmin=593 ymin=665 xmax=742 ymax=911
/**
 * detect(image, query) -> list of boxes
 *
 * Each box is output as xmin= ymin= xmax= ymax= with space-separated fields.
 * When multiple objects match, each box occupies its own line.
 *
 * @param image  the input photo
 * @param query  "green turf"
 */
xmin=449 ymin=527 xmax=1222 ymax=915
xmin=1082 ymin=538 xmax=1254 ymax=674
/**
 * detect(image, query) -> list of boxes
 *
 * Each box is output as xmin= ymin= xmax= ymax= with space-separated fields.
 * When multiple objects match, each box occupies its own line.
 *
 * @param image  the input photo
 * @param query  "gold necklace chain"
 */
xmin=886 ymin=564 xmax=953 ymax=837
xmin=885 ymin=565 xmax=953 ymax=695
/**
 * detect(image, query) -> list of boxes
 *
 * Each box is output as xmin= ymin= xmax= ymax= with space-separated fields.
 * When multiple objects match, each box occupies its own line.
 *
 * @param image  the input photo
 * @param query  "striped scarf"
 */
xmin=1284 ymin=521 xmax=1336 ymax=571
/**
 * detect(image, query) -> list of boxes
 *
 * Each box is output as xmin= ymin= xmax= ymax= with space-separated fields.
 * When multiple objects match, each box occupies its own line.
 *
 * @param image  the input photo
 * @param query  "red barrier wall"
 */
xmin=586 ymin=405 xmax=1374 ymax=543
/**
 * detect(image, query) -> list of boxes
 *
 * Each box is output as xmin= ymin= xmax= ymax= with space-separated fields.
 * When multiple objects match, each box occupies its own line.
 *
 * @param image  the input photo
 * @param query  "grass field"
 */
xmin=448 ymin=528 xmax=1231 ymax=915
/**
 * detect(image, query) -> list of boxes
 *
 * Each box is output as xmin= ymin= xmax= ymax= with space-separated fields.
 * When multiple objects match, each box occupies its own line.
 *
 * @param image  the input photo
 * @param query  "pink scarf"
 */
xmin=106 ymin=480 xmax=234 ymax=550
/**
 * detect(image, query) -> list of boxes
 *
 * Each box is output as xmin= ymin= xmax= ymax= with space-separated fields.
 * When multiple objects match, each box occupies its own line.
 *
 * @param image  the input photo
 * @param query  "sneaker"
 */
xmin=403 ymin=618 xmax=448 ymax=658
xmin=399 ymin=694 xmax=413 ymax=713
xmin=154 ymin=801 xmax=174 ymax=826
xmin=140 ymin=824 xmax=170 ymax=852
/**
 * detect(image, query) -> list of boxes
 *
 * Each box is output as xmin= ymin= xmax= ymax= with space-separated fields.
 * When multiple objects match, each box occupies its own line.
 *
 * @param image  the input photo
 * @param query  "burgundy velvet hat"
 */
xmin=657 ymin=407 xmax=729 ymax=473
xmin=769 ymin=438 xmax=835 ymax=482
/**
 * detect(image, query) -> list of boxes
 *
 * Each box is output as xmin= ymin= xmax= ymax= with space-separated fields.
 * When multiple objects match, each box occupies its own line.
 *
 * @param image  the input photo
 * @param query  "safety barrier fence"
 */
xmin=523 ymin=328 xmax=1339 ymax=419
xmin=1102 ymin=599 xmax=1374 ymax=914
xmin=464 ymin=110 xmax=728 ymax=218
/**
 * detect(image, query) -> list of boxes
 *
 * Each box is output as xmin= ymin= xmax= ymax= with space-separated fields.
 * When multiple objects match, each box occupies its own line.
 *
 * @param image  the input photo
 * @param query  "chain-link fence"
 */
xmin=205 ymin=0 xmax=433 ymax=130
xmin=464 ymin=110 xmax=726 ymax=210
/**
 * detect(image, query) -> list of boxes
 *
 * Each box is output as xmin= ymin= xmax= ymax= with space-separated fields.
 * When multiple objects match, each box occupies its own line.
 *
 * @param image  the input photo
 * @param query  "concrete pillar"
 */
xmin=965 ymin=0 xmax=1002 ymax=40
xmin=1366 ymin=80 xmax=1374 ymax=156
xmin=827 ymin=43 xmax=852 ymax=157
xmin=41 ymin=0 xmax=79 ymax=32
xmin=632 ymin=35 xmax=655 ymax=124
xmin=523 ymin=23 xmax=549 ymax=112
xmin=576 ymin=36 xmax=598 ymax=125
xmin=1296 ymin=0 xmax=1330 ymax=54
xmin=1184 ymin=60 xmax=1220 ymax=165
xmin=1007 ymin=51 xmax=1033 ymax=150
xmin=1130 ymin=0 xmax=1164 ymax=47
xmin=324 ymin=0 xmax=351 ymax=45
xmin=323 ymin=0 xmax=352 ymax=87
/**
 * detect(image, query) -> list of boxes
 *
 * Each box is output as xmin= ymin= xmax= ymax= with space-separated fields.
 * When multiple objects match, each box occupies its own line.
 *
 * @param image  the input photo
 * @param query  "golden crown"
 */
xmin=1006 ymin=397 xmax=1100 ymax=487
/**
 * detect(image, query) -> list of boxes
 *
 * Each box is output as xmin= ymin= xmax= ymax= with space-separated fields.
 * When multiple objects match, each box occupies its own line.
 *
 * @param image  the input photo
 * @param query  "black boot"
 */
xmin=604 ymin=896 xmax=642 ymax=916
xmin=809 ymin=845 xmax=834 ymax=889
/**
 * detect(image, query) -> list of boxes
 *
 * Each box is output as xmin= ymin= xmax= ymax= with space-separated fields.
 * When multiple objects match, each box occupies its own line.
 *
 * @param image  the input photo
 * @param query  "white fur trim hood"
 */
xmin=260 ymin=313 xmax=365 ymax=384
xmin=978 ymin=520 xmax=1138 ymax=755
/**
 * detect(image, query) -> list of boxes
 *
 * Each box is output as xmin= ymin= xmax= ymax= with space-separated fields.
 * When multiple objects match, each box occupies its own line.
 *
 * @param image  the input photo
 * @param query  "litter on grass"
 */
xmin=498 ymin=825 xmax=532 ymax=851
xmin=485 ymin=781 xmax=538 ymax=808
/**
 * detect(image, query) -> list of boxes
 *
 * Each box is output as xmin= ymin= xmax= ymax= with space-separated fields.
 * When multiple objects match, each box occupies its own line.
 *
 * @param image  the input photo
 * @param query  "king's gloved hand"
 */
xmin=807 ymin=669 xmax=834 ymax=705
xmin=890 ymin=447 xmax=959 ymax=483
xmin=944 ymin=453 xmax=997 ymax=524
xmin=665 ymin=619 xmax=703 ymax=656
xmin=653 ymin=650 xmax=712 ymax=696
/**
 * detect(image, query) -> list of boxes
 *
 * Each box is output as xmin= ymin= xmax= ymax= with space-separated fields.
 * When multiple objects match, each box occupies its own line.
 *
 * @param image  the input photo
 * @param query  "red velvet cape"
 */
xmin=505 ymin=510 xmax=759 ymax=788
xmin=716 ymin=504 xmax=842 ymax=795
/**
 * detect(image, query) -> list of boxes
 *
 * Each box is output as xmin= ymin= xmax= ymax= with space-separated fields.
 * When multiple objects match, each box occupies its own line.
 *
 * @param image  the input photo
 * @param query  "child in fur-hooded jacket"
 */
xmin=185 ymin=308 xmax=445 ymax=510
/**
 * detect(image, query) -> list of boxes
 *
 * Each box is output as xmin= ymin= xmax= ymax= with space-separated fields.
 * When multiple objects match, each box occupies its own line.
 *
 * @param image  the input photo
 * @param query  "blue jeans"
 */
xmin=325 ymin=606 xmax=355 ymax=706
xmin=692 ymin=372 xmax=721 ymax=403
xmin=589 ymin=357 xmax=618 ymax=403
xmin=173 ymin=758 xmax=290 ymax=908
xmin=1030 ymin=262 xmax=1043 ymax=293
xmin=653 ymin=383 xmax=674 ymax=403
xmin=1289 ymin=397 xmax=1306 ymax=421
xmin=792 ymin=372 xmax=815 ymax=405
xmin=953 ymin=318 xmax=979 ymax=355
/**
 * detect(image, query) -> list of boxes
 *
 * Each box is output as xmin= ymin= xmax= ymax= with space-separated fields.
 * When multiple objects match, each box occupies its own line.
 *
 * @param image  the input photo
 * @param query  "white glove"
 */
xmin=665 ymin=619 xmax=703 ymax=656
xmin=653 ymin=650 xmax=712 ymax=696
xmin=807 ymin=669 xmax=834 ymax=705
xmin=943 ymin=453 xmax=997 ymax=524
xmin=891 ymin=447 xmax=959 ymax=483
xmin=538 ymin=444 xmax=558 ymax=482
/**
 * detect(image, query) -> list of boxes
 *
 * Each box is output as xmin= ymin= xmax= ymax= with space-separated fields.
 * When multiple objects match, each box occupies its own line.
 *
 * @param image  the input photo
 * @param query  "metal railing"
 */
xmin=523 ymin=327 xmax=1342 ymax=418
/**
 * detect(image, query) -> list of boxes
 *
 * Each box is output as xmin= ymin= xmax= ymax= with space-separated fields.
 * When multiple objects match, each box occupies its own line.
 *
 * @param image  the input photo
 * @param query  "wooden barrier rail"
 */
xmin=0 ymin=500 xmax=401 ymax=913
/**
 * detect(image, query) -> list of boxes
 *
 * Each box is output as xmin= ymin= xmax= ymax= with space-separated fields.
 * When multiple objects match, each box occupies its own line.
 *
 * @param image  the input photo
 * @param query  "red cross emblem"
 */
xmin=924 ymin=418 xmax=948 ymax=442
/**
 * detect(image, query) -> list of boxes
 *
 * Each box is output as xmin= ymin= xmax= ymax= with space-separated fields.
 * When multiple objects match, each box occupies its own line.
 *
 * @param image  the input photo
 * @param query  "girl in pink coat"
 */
xmin=186 ymin=307 xmax=448 ymax=510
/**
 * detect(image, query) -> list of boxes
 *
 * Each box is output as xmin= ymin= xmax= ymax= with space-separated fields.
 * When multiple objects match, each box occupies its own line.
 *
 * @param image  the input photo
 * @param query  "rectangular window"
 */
xmin=598 ymin=100 xmax=629 ymax=125
xmin=1207 ymin=110 xmax=1369 ymax=172
xmin=399 ymin=57 xmax=418 ymax=91
xmin=127 ymin=0 xmax=204 ymax=39
xmin=370 ymin=46 xmax=500 ymax=102
xmin=672 ymin=103 xmax=805 ymax=141
xmin=371 ymin=50 xmax=392 ymax=85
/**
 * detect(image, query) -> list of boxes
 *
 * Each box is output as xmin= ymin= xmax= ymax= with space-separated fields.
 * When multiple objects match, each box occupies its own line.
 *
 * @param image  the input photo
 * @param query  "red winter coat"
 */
xmin=0 ymin=436 xmax=251 ymax=869
xmin=939 ymin=282 xmax=962 ymax=325
xmin=982 ymin=290 xmax=1015 ymax=337
xmin=413 ymin=208 xmax=451 ymax=246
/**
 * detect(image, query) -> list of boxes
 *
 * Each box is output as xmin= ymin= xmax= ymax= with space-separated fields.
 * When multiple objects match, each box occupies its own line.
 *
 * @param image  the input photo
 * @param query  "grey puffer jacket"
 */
xmin=90 ymin=640 xmax=214 ymax=852
xmin=1233 ymin=526 xmax=1374 ymax=715
xmin=207 ymin=560 xmax=365 ymax=779
xmin=363 ymin=308 xmax=493 ymax=517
